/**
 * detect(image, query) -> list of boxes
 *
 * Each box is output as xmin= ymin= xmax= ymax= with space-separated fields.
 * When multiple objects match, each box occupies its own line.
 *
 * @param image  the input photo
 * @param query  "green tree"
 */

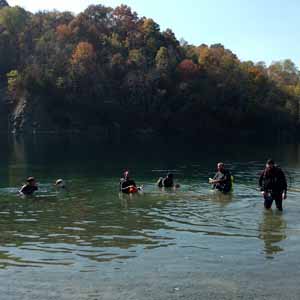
xmin=6 ymin=69 xmax=20 ymax=102
xmin=0 ymin=6 xmax=28 ymax=35
xmin=155 ymin=47 xmax=170 ymax=73
xmin=128 ymin=49 xmax=146 ymax=67
xmin=269 ymin=59 xmax=299 ymax=86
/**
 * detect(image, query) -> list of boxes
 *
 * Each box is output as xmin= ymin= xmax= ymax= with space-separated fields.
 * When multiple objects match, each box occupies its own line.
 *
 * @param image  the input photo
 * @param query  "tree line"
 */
xmin=0 ymin=2 xmax=300 ymax=141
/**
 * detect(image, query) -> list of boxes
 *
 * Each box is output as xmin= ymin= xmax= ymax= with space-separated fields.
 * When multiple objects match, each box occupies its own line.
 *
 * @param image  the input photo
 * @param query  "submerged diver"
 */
xmin=55 ymin=179 xmax=67 ymax=190
xmin=120 ymin=171 xmax=138 ymax=194
xmin=259 ymin=159 xmax=287 ymax=211
xmin=19 ymin=177 xmax=38 ymax=196
xmin=209 ymin=162 xmax=232 ymax=193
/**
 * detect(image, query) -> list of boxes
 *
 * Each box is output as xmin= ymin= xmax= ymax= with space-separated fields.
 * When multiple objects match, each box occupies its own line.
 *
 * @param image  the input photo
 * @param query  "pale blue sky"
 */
xmin=8 ymin=0 xmax=300 ymax=67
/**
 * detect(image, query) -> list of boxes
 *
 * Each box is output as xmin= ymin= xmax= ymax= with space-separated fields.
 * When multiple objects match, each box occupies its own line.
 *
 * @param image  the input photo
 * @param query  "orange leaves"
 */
xmin=198 ymin=45 xmax=210 ymax=64
xmin=141 ymin=18 xmax=160 ymax=36
xmin=71 ymin=42 xmax=96 ymax=75
xmin=56 ymin=24 xmax=72 ymax=41
xmin=71 ymin=42 xmax=95 ymax=63
xmin=72 ymin=42 xmax=95 ymax=63
xmin=197 ymin=44 xmax=238 ymax=69
xmin=177 ymin=59 xmax=199 ymax=80
xmin=249 ymin=67 xmax=263 ymax=78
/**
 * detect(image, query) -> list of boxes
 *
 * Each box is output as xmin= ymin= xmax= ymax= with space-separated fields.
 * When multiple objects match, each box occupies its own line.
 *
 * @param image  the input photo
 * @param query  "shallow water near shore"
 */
xmin=1 ymin=136 xmax=300 ymax=299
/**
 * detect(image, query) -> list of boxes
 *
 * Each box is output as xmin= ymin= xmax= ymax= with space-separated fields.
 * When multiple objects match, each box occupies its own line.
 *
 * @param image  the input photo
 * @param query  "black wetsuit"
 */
xmin=213 ymin=170 xmax=232 ymax=193
xmin=120 ymin=178 xmax=136 ymax=194
xmin=20 ymin=185 xmax=38 ymax=195
xmin=259 ymin=166 xmax=287 ymax=211
xmin=157 ymin=176 xmax=174 ymax=188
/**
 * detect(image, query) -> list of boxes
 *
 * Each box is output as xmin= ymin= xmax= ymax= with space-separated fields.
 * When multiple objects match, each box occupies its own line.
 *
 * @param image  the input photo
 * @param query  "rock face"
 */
xmin=0 ymin=0 xmax=9 ymax=8
xmin=9 ymin=93 xmax=121 ymax=141
xmin=10 ymin=95 xmax=55 ymax=134
xmin=0 ymin=84 xmax=9 ymax=132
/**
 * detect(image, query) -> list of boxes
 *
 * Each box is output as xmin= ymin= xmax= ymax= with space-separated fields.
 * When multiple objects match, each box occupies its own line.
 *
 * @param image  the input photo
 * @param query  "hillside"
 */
xmin=0 ymin=4 xmax=299 ymax=141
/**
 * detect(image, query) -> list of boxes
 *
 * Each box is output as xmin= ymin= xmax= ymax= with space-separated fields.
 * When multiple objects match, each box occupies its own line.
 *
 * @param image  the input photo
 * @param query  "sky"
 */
xmin=7 ymin=0 xmax=300 ymax=67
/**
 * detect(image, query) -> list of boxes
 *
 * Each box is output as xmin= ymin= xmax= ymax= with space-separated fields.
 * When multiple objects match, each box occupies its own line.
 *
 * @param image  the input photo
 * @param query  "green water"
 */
xmin=1 ymin=136 xmax=300 ymax=299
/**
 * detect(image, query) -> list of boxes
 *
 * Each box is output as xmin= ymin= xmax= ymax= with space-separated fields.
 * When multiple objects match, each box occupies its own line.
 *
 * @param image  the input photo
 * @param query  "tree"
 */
xmin=162 ymin=29 xmax=178 ymax=46
xmin=0 ymin=3 xmax=298 ymax=141
xmin=141 ymin=18 xmax=161 ymax=59
xmin=177 ymin=59 xmax=199 ymax=80
xmin=0 ymin=30 xmax=17 ymax=74
xmin=112 ymin=5 xmax=138 ymax=38
xmin=56 ymin=24 xmax=72 ymax=41
xmin=128 ymin=49 xmax=146 ymax=67
xmin=6 ymin=69 xmax=19 ymax=101
xmin=269 ymin=60 xmax=299 ymax=86
xmin=141 ymin=18 xmax=160 ymax=35
xmin=71 ymin=41 xmax=96 ymax=73
xmin=0 ymin=6 xmax=29 ymax=74
xmin=0 ymin=0 xmax=8 ymax=9
xmin=0 ymin=6 xmax=28 ymax=35
xmin=155 ymin=47 xmax=170 ymax=74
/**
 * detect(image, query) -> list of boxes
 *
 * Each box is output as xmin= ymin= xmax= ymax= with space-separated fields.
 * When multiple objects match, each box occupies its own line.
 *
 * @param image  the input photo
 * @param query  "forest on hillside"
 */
xmin=0 ymin=1 xmax=300 ymax=141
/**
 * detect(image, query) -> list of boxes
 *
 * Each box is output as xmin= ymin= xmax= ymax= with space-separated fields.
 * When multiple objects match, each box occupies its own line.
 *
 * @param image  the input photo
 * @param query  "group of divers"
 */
xmin=19 ymin=159 xmax=288 ymax=211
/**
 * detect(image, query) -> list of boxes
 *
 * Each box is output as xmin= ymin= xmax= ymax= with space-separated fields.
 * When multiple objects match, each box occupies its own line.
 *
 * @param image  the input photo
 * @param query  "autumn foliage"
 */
xmin=0 ymin=4 xmax=299 ymax=140
xmin=177 ymin=60 xmax=199 ymax=80
xmin=71 ymin=42 xmax=95 ymax=68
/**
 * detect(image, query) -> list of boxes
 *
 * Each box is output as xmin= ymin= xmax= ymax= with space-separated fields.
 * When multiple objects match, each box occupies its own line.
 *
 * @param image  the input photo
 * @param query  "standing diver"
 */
xmin=120 ymin=171 xmax=138 ymax=194
xmin=259 ymin=159 xmax=287 ymax=211
xmin=209 ymin=162 xmax=232 ymax=193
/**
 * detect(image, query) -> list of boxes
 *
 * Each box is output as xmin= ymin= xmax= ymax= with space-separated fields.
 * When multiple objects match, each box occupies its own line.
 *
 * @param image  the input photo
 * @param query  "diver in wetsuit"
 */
xmin=120 ymin=171 xmax=137 ymax=194
xmin=259 ymin=159 xmax=287 ymax=211
xmin=209 ymin=162 xmax=232 ymax=193
xmin=19 ymin=177 xmax=38 ymax=196
xmin=157 ymin=173 xmax=174 ymax=188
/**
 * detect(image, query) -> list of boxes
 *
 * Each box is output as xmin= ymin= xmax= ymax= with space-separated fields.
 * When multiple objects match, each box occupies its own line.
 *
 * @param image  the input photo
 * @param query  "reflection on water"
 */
xmin=259 ymin=211 xmax=287 ymax=258
xmin=0 ymin=135 xmax=299 ymax=271
xmin=208 ymin=190 xmax=234 ymax=207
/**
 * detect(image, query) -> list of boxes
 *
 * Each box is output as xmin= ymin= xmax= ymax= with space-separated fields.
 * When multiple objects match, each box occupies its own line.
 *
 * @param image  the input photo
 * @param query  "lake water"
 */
xmin=1 ymin=135 xmax=300 ymax=299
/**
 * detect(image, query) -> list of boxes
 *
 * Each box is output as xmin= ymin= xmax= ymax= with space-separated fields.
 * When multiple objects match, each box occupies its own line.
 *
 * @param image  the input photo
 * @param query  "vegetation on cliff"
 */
xmin=0 ymin=4 xmax=299 ymax=140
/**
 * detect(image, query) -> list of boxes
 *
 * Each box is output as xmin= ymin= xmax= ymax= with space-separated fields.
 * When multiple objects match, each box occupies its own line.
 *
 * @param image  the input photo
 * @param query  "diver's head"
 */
xmin=167 ymin=173 xmax=173 ymax=179
xmin=124 ymin=170 xmax=130 ymax=180
xmin=266 ymin=159 xmax=275 ymax=170
xmin=27 ymin=177 xmax=36 ymax=186
xmin=217 ymin=162 xmax=225 ymax=172
xmin=55 ymin=179 xmax=66 ymax=188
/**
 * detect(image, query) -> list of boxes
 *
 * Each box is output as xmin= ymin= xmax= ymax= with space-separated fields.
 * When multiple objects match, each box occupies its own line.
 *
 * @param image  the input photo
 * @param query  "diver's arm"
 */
xmin=280 ymin=169 xmax=288 ymax=199
xmin=19 ymin=185 xmax=26 ymax=194
xmin=258 ymin=172 xmax=264 ymax=191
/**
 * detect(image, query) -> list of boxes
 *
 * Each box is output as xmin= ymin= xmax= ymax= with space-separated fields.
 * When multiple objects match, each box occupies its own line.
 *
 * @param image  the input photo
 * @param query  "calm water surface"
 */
xmin=1 ymin=136 xmax=300 ymax=299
